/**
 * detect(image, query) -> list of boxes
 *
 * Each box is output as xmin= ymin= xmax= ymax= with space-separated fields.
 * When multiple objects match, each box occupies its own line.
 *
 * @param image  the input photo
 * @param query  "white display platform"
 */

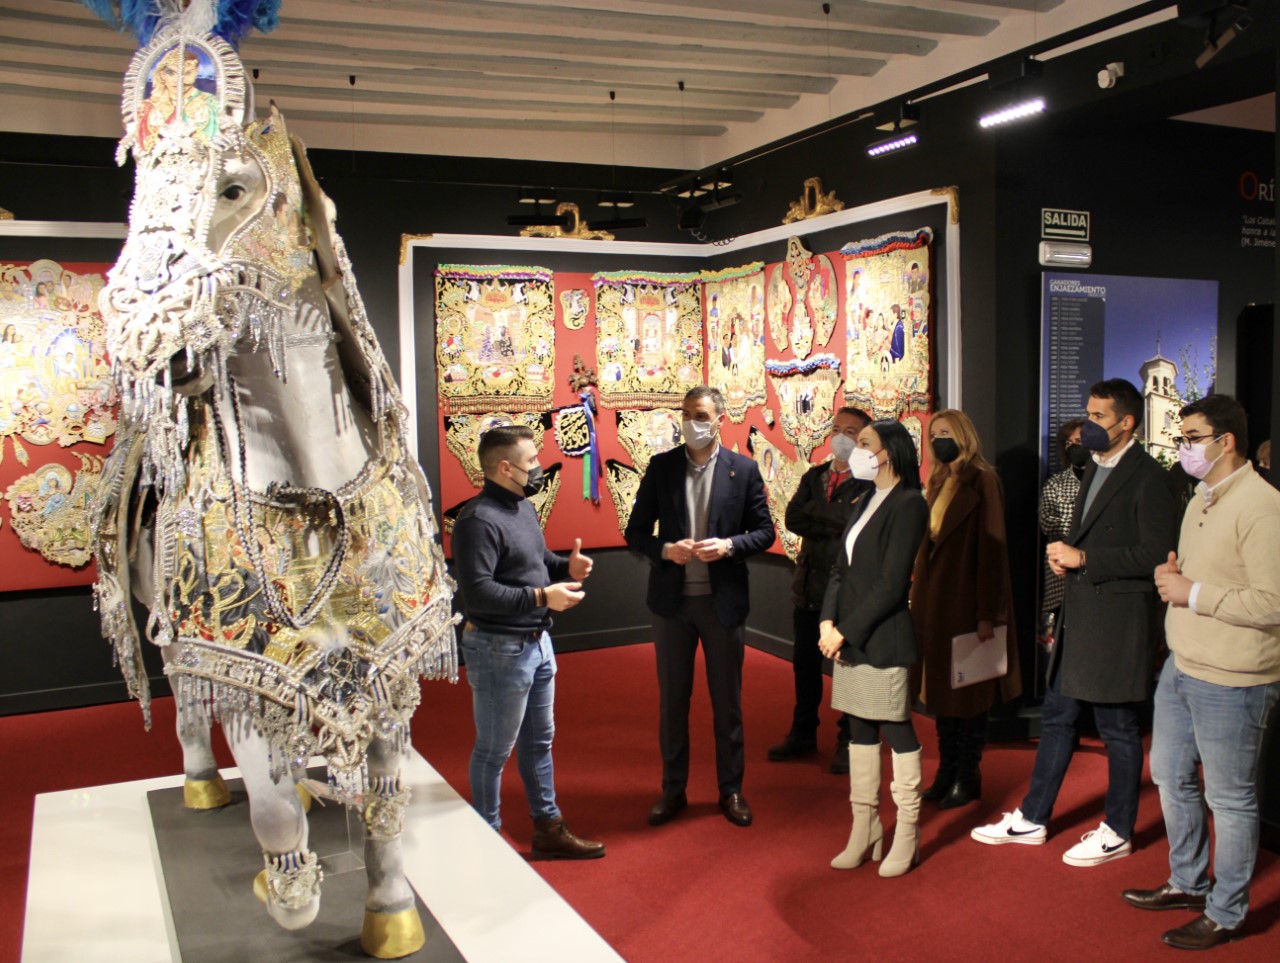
xmin=24 ymin=749 xmax=622 ymax=962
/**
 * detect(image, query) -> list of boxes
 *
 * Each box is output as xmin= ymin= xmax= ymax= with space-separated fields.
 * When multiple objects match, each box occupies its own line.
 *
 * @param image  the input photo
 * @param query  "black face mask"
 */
xmin=931 ymin=437 xmax=960 ymax=464
xmin=1079 ymin=418 xmax=1118 ymax=452
xmin=1065 ymin=444 xmax=1092 ymax=469
xmin=511 ymin=464 xmax=545 ymax=499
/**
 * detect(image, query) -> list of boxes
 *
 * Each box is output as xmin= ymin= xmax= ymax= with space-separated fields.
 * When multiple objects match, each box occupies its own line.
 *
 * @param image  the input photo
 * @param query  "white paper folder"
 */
xmin=951 ymin=625 xmax=1008 ymax=689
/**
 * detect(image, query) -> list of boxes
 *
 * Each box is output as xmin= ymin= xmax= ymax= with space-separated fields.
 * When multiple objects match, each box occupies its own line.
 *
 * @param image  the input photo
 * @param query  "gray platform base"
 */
xmin=147 ymin=777 xmax=464 ymax=963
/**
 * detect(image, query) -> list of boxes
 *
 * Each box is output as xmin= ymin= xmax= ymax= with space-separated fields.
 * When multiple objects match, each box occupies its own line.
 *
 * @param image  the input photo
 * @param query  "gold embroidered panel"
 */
xmin=436 ymin=265 xmax=556 ymax=414
xmin=593 ymin=271 xmax=703 ymax=409
xmin=766 ymin=262 xmax=791 ymax=351
xmin=786 ymin=236 xmax=816 ymax=359
xmin=3 ymin=453 xmax=102 ymax=568
xmin=605 ymin=458 xmax=643 ymax=535
xmin=807 ymin=254 xmax=839 ymax=349
xmin=0 ymin=260 xmax=117 ymax=452
xmin=560 ymin=288 xmax=590 ymax=330
xmin=765 ymin=356 xmax=843 ymax=463
xmin=443 ymin=411 xmax=547 ymax=488
xmin=703 ymin=263 xmax=767 ymax=423
xmin=615 ymin=408 xmax=682 ymax=475
xmin=442 ymin=462 xmax=563 ymax=536
xmin=747 ymin=427 xmax=804 ymax=561
xmin=841 ymin=229 xmax=933 ymax=419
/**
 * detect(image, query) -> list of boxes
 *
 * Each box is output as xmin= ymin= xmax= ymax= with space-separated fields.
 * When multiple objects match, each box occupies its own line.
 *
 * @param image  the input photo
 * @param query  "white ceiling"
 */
xmin=0 ymin=0 xmax=1204 ymax=169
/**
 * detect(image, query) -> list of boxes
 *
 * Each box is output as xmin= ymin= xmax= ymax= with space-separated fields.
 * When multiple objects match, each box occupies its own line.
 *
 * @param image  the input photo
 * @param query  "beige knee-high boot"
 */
xmin=880 ymin=748 xmax=923 ymax=878
xmin=830 ymin=742 xmax=884 ymax=870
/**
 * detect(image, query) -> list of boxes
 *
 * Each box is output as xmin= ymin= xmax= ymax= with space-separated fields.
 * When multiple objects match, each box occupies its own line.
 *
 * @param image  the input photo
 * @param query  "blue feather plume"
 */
xmin=80 ymin=0 xmax=282 ymax=45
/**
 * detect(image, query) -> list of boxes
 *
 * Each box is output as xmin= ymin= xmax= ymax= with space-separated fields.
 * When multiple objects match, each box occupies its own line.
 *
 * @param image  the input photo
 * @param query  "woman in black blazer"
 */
xmin=819 ymin=419 xmax=928 ymax=878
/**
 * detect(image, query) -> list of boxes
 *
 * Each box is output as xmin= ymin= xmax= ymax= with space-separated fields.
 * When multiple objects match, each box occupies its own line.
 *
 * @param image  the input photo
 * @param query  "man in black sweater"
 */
xmin=451 ymin=425 xmax=604 ymax=859
xmin=771 ymin=406 xmax=872 ymax=772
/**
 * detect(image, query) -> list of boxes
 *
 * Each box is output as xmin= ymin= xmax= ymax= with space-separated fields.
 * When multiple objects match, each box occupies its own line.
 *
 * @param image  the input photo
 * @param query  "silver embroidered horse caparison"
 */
xmin=89 ymin=19 xmax=455 ymax=957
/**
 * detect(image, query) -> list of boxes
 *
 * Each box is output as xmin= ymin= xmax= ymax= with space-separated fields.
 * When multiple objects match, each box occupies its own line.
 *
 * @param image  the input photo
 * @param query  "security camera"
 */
xmin=1097 ymin=62 xmax=1125 ymax=88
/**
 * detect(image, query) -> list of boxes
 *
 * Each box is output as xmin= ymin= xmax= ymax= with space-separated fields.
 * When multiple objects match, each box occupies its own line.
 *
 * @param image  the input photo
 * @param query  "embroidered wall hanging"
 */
xmin=435 ymin=265 xmax=556 ymax=414
xmin=766 ymin=355 xmax=843 ymax=462
xmin=766 ymin=262 xmax=791 ymax=351
xmin=3 ymin=453 xmax=103 ymax=568
xmin=604 ymin=458 xmax=643 ymax=535
xmin=443 ymin=462 xmax=563 ymax=536
xmin=747 ymin=427 xmax=804 ymax=561
xmin=786 ymin=236 xmax=816 ymax=360
xmin=704 ymin=262 xmax=767 ymax=423
xmin=443 ymin=411 xmax=548 ymax=488
xmin=903 ymin=414 xmax=924 ymax=462
xmin=560 ymin=288 xmax=590 ymax=330
xmin=0 ymin=260 xmax=117 ymax=455
xmin=554 ymin=390 xmax=601 ymax=504
xmin=615 ymin=407 xmax=682 ymax=475
xmin=807 ymin=254 xmax=839 ymax=349
xmin=841 ymin=228 xmax=933 ymax=419
xmin=593 ymin=270 xmax=703 ymax=409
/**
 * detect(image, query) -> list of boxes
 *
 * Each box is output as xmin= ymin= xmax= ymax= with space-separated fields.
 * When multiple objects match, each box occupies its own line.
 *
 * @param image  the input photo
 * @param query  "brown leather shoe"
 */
xmin=1162 ymin=914 xmax=1240 ymax=950
xmin=718 ymin=792 xmax=753 ymax=827
xmin=530 ymin=818 xmax=606 ymax=860
xmin=647 ymin=791 xmax=687 ymax=826
xmin=1123 ymin=882 xmax=1208 ymax=912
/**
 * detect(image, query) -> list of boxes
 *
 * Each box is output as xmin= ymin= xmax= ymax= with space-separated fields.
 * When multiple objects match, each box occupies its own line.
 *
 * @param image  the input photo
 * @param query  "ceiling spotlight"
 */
xmin=978 ymin=97 xmax=1046 ymax=129
xmin=875 ymin=102 xmax=920 ymax=133
xmin=867 ymin=131 xmax=919 ymax=158
xmin=1097 ymin=62 xmax=1125 ymax=89
xmin=597 ymin=191 xmax=636 ymax=208
xmin=517 ymin=186 xmax=557 ymax=205
xmin=678 ymin=206 xmax=706 ymax=232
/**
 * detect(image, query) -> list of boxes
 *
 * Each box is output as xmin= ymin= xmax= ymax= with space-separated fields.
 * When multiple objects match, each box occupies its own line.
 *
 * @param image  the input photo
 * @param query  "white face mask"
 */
xmin=1177 ymin=437 xmax=1223 ymax=480
xmin=830 ymin=433 xmax=857 ymax=463
xmin=849 ymin=447 xmax=882 ymax=480
xmin=682 ymin=418 xmax=716 ymax=451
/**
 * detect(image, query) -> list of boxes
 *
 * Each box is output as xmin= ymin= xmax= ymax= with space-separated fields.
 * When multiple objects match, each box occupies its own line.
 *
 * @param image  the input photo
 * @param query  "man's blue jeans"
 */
xmin=1020 ymin=686 xmax=1144 ymax=841
xmin=1150 ymin=657 xmax=1280 ymax=929
xmin=460 ymin=626 xmax=560 ymax=832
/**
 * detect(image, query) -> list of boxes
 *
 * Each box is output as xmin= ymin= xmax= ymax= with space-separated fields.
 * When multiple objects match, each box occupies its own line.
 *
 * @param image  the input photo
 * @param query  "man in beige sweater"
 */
xmin=1122 ymin=394 xmax=1280 ymax=951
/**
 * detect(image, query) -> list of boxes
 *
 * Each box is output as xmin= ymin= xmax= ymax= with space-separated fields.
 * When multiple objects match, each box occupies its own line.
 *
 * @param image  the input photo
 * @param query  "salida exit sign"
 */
xmin=1042 ymin=208 xmax=1090 ymax=240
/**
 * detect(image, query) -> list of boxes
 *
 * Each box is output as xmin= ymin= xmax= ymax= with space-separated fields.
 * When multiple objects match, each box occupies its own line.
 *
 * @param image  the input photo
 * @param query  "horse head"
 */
xmin=101 ymin=34 xmax=316 ymax=404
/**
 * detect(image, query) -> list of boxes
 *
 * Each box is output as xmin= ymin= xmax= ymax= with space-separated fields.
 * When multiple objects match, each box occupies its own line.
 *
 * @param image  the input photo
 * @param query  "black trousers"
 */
xmin=653 ymin=595 xmax=745 ymax=796
xmin=792 ymin=606 xmax=851 ymax=740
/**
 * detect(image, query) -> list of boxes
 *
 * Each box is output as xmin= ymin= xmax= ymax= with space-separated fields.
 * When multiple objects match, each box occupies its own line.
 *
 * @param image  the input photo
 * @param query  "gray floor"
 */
xmin=147 ymin=775 xmax=464 ymax=962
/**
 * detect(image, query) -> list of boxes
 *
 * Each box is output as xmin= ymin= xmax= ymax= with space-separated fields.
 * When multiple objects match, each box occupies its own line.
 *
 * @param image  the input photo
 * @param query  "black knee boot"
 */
xmin=923 ymin=717 xmax=960 ymax=802
xmin=938 ymin=715 xmax=985 ymax=809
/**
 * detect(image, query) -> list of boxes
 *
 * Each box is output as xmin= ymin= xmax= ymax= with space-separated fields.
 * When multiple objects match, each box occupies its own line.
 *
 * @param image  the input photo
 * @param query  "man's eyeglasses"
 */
xmin=1172 ymin=434 xmax=1222 ymax=450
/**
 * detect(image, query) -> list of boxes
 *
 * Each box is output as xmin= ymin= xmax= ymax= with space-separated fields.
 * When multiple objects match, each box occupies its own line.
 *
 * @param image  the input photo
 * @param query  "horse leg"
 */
xmin=225 ymin=721 xmax=322 ymax=930
xmin=358 ymin=737 xmax=424 ymax=959
xmin=162 ymin=645 xmax=232 ymax=810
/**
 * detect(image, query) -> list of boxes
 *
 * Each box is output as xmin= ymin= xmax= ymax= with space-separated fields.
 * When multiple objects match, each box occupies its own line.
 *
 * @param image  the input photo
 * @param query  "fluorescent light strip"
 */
xmin=866 ymin=132 xmax=919 ymax=157
xmin=979 ymin=97 xmax=1046 ymax=129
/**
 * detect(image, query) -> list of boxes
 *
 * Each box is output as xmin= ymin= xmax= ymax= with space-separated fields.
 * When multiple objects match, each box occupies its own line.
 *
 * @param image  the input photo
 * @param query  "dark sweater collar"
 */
xmin=482 ymin=477 xmax=524 ymax=507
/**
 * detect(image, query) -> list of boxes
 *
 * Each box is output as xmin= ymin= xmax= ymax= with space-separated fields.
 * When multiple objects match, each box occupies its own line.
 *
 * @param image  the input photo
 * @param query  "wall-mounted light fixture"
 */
xmin=597 ymin=191 xmax=636 ymax=209
xmin=979 ymin=97 xmax=1046 ymax=129
xmin=867 ymin=131 xmax=919 ymax=158
xmin=518 ymin=186 xmax=558 ymax=205
xmin=1039 ymin=240 xmax=1093 ymax=267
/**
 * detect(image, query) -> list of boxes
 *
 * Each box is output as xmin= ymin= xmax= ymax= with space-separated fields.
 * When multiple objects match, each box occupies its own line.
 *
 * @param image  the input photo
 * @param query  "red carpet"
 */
xmin=2 ymin=644 xmax=1277 ymax=962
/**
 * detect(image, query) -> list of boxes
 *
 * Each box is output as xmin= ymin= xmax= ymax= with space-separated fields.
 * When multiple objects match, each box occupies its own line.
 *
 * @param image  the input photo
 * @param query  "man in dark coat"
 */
xmin=769 ymin=406 xmax=871 ymax=772
xmin=626 ymin=386 xmax=775 ymax=828
xmin=972 ymin=378 xmax=1177 ymax=866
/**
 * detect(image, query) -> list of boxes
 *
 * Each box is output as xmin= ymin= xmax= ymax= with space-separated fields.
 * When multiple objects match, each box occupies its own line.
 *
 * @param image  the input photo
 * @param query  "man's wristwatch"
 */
xmin=723 ymin=538 xmax=734 ymax=557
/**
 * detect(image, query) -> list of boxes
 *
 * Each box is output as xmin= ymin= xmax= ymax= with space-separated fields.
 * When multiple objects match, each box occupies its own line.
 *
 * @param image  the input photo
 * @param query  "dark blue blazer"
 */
xmin=625 ymin=445 xmax=775 ymax=627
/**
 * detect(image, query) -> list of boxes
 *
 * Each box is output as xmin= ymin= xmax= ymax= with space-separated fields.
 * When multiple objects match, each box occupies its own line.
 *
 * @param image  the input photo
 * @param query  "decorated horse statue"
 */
xmin=83 ymin=2 xmax=456 ymax=957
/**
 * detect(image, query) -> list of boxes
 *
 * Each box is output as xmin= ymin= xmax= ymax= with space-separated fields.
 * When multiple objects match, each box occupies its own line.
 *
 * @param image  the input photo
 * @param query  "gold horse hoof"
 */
xmin=361 ymin=907 xmax=426 ymax=959
xmin=252 ymin=869 xmax=268 ymax=905
xmin=296 ymin=782 xmax=313 ymax=813
xmin=183 ymin=776 xmax=232 ymax=810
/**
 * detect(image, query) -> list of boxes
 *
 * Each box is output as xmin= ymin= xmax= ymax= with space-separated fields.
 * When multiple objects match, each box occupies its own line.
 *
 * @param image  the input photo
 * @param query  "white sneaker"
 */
xmin=1062 ymin=822 xmax=1132 ymax=866
xmin=970 ymin=809 xmax=1047 ymax=846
